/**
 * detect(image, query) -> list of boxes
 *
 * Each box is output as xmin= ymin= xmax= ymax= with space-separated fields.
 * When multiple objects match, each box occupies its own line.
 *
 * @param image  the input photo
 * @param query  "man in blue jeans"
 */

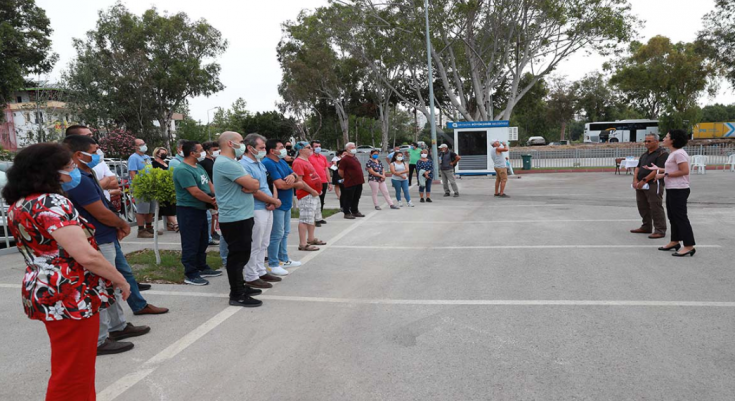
xmin=173 ymin=140 xmax=222 ymax=286
xmin=63 ymin=135 xmax=167 ymax=355
xmin=262 ymin=138 xmax=303 ymax=272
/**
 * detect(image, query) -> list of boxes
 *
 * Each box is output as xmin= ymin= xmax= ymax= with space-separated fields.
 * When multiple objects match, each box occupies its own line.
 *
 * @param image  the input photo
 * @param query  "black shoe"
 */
xmin=109 ymin=323 xmax=151 ymax=341
xmin=229 ymin=297 xmax=263 ymax=307
xmin=426 ymin=198 xmax=432 ymax=203
xmin=317 ymin=220 xmax=327 ymax=225
xmin=672 ymin=248 xmax=696 ymax=257
xmin=244 ymin=286 xmax=262 ymax=296
xmin=315 ymin=222 xmax=322 ymax=227
xmin=420 ymin=198 xmax=425 ymax=203
xmin=658 ymin=244 xmax=681 ymax=251
xmin=212 ymin=232 xmax=221 ymax=241
xmin=137 ymin=282 xmax=151 ymax=291
xmin=444 ymin=193 xmax=451 ymax=197
xmin=344 ymin=214 xmax=355 ymax=219
xmin=97 ymin=338 xmax=134 ymax=355
xmin=200 ymin=268 xmax=222 ymax=277
xmin=208 ymin=239 xmax=219 ymax=246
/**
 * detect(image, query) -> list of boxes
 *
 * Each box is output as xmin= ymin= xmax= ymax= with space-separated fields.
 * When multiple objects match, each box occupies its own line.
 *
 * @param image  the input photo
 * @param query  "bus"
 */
xmin=583 ymin=119 xmax=659 ymax=143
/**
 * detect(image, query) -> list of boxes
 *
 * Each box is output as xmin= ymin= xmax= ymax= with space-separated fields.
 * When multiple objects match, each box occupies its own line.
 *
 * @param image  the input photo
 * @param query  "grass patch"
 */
xmin=291 ymin=208 xmax=341 ymax=219
xmin=125 ymin=250 xmax=222 ymax=284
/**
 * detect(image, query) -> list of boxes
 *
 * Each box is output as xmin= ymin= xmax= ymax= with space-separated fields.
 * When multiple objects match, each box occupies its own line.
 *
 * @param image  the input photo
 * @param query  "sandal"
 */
xmin=167 ymin=223 xmax=179 ymax=232
xmin=308 ymin=239 xmax=327 ymax=246
xmin=298 ymin=244 xmax=320 ymax=251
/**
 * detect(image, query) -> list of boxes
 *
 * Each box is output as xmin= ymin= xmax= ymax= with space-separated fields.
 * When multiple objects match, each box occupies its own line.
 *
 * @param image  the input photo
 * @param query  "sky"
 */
xmin=35 ymin=0 xmax=732 ymax=123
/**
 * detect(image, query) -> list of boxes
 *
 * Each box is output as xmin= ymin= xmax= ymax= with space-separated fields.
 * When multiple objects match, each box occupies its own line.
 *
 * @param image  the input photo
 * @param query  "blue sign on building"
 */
xmin=446 ymin=121 xmax=510 ymax=129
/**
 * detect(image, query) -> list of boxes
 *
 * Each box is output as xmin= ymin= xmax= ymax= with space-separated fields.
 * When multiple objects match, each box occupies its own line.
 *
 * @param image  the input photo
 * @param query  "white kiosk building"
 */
xmin=446 ymin=120 xmax=517 ymax=176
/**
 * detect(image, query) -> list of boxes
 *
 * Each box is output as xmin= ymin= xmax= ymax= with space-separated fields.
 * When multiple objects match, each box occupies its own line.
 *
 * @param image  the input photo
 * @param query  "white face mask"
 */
xmin=396 ymin=156 xmax=404 ymax=161
xmin=253 ymin=149 xmax=267 ymax=160
xmin=278 ymin=148 xmax=288 ymax=159
xmin=212 ymin=150 xmax=220 ymax=158
xmin=96 ymin=149 xmax=105 ymax=158
xmin=421 ymin=154 xmax=428 ymax=159
xmin=197 ymin=151 xmax=206 ymax=162
xmin=178 ymin=150 xmax=184 ymax=157
xmin=139 ymin=145 xmax=148 ymax=153
xmin=349 ymin=148 xmax=357 ymax=155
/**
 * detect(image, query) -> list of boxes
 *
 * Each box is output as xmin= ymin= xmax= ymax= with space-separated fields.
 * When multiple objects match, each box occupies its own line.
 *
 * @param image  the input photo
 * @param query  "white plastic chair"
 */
xmin=725 ymin=154 xmax=735 ymax=172
xmin=691 ymin=155 xmax=707 ymax=175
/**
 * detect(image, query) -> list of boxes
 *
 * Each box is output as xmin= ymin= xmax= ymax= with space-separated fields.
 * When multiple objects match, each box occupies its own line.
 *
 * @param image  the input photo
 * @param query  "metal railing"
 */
xmin=508 ymin=144 xmax=735 ymax=169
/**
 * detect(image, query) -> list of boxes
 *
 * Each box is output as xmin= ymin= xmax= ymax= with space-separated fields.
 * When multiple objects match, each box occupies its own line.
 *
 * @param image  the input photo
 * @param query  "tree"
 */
xmin=0 ymin=0 xmax=57 ymax=108
xmin=545 ymin=76 xmax=578 ymax=141
xmin=610 ymin=36 xmax=715 ymax=122
xmin=336 ymin=0 xmax=636 ymax=122
xmin=278 ymin=8 xmax=364 ymax=144
xmin=98 ymin=129 xmax=137 ymax=159
xmin=63 ymin=3 xmax=227 ymax=146
xmin=131 ymin=166 xmax=175 ymax=264
xmin=573 ymin=72 xmax=618 ymax=122
xmin=699 ymin=0 xmax=735 ymax=89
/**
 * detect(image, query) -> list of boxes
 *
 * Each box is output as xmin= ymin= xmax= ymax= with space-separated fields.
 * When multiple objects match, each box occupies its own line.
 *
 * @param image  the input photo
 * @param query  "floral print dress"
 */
xmin=365 ymin=159 xmax=385 ymax=182
xmin=8 ymin=193 xmax=114 ymax=321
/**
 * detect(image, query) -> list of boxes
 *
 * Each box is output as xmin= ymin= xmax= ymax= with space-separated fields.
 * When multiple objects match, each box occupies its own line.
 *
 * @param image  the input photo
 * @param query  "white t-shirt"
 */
xmin=93 ymin=162 xmax=117 ymax=201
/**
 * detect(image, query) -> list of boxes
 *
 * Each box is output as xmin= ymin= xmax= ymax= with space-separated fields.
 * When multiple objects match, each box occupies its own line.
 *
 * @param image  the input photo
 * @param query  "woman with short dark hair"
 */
xmin=3 ymin=143 xmax=130 ymax=399
xmin=645 ymin=130 xmax=696 ymax=256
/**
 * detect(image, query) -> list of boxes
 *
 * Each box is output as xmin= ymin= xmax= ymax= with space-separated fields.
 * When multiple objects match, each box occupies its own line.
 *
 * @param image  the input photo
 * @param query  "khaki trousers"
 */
xmin=635 ymin=181 xmax=666 ymax=234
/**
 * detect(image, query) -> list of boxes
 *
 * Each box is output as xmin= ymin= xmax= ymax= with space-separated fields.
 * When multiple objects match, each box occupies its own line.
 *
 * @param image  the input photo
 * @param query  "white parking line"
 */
xmin=361 ymin=219 xmax=641 ymax=224
xmin=96 ymin=306 xmax=241 ymax=401
xmin=327 ymin=244 xmax=723 ymax=250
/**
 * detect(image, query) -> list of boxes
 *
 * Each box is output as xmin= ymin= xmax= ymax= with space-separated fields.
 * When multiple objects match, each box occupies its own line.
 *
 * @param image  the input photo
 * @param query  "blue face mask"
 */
xmin=80 ymin=151 xmax=101 ymax=169
xmin=371 ymin=154 xmax=379 ymax=159
xmin=59 ymin=168 xmax=82 ymax=191
xmin=314 ymin=147 xmax=322 ymax=154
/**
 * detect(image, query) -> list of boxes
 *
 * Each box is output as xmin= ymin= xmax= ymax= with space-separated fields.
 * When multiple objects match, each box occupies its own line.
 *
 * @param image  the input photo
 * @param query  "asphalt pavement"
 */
xmin=1 ymin=171 xmax=734 ymax=400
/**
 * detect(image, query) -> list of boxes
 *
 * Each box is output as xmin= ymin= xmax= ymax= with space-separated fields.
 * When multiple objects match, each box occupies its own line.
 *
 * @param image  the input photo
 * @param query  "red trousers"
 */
xmin=43 ymin=313 xmax=99 ymax=401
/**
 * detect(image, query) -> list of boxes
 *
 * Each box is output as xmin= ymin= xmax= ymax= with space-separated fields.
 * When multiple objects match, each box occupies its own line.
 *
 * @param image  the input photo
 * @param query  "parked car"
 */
xmin=319 ymin=148 xmax=336 ymax=159
xmin=547 ymin=140 xmax=569 ymax=146
xmin=526 ymin=136 xmax=547 ymax=146
xmin=356 ymin=145 xmax=375 ymax=153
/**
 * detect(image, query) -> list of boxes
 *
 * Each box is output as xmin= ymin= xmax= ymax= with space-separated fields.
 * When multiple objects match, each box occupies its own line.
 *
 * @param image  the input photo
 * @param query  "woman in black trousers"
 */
xmin=645 ymin=129 xmax=696 ymax=257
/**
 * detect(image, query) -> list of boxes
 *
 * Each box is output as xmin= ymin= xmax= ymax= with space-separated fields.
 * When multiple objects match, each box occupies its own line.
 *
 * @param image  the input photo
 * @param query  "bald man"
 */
xmin=213 ymin=131 xmax=263 ymax=307
xmin=127 ymin=138 xmax=156 ymax=238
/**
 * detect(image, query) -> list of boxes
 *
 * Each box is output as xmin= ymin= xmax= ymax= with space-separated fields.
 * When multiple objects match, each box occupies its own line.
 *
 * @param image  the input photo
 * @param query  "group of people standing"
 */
xmin=632 ymin=129 xmax=697 ymax=257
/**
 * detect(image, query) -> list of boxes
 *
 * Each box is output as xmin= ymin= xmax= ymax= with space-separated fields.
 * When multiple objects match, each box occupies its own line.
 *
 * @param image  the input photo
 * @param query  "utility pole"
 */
xmin=207 ymin=107 xmax=220 ymax=142
xmin=424 ymin=0 xmax=440 ymax=177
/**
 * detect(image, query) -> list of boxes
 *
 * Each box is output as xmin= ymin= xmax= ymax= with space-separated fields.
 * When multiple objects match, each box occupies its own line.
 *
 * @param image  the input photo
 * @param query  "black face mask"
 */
xmin=160 ymin=153 xmax=168 ymax=158
xmin=285 ymin=146 xmax=292 ymax=150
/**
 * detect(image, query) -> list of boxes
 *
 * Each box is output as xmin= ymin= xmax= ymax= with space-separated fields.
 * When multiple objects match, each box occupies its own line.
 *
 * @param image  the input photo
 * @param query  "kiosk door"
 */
xmin=456 ymin=130 xmax=489 ymax=171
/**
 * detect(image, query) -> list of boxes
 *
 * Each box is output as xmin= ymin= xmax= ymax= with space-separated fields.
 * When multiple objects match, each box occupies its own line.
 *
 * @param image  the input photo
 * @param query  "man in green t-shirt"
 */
xmin=408 ymin=142 xmax=422 ymax=186
xmin=173 ymin=140 xmax=221 ymax=286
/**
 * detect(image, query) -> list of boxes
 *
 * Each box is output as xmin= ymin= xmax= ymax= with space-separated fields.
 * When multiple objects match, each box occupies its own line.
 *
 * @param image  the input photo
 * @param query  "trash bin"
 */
xmin=521 ymin=154 xmax=532 ymax=170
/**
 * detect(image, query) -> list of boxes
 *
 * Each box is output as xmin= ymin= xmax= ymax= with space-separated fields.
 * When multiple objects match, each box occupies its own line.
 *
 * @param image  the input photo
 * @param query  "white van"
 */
xmin=526 ymin=136 xmax=546 ymax=146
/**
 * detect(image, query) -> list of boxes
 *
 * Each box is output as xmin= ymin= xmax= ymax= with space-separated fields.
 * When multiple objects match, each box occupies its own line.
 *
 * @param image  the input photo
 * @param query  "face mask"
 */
xmin=371 ymin=154 xmax=379 ymax=159
xmin=80 ymin=151 xmax=101 ymax=168
xmin=139 ymin=145 xmax=148 ymax=153
xmin=349 ymin=148 xmax=357 ymax=155
xmin=160 ymin=153 xmax=168 ymax=159
xmin=197 ymin=151 xmax=206 ymax=162
xmin=96 ymin=149 xmax=105 ymax=159
xmin=421 ymin=154 xmax=428 ymax=159
xmin=253 ymin=149 xmax=266 ymax=160
xmin=278 ymin=148 xmax=288 ymax=159
xmin=397 ymin=156 xmax=404 ymax=161
xmin=314 ymin=147 xmax=322 ymax=154
xmin=233 ymin=143 xmax=246 ymax=158
xmin=212 ymin=150 xmax=220 ymax=158
xmin=285 ymin=145 xmax=292 ymax=150
xmin=178 ymin=151 xmax=184 ymax=157
xmin=59 ymin=168 xmax=82 ymax=191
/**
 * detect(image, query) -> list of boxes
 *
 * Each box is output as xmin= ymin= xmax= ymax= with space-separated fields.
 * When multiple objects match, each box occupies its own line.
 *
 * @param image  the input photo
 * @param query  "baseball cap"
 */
xmin=439 ymin=144 xmax=448 ymax=148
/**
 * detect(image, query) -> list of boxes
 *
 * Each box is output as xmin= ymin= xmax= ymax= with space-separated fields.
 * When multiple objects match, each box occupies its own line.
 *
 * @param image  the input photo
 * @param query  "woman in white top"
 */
xmin=645 ymin=129 xmax=695 ymax=257
xmin=390 ymin=152 xmax=414 ymax=207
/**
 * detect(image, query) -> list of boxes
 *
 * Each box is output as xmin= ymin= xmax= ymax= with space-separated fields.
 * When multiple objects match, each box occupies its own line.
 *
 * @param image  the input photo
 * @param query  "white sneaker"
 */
xmin=408 ymin=201 xmax=415 ymax=207
xmin=269 ymin=265 xmax=289 ymax=276
xmin=398 ymin=201 xmax=403 ymax=207
xmin=281 ymin=260 xmax=302 ymax=268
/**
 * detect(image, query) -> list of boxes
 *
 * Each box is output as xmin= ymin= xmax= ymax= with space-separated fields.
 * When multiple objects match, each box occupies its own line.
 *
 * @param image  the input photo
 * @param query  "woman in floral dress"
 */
xmin=2 ymin=143 xmax=129 ymax=400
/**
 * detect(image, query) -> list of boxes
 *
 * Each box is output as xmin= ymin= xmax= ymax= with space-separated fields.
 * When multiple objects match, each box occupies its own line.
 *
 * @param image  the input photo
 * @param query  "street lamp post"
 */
xmin=424 ymin=0 xmax=440 ymax=178
xmin=207 ymin=107 xmax=220 ymax=142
